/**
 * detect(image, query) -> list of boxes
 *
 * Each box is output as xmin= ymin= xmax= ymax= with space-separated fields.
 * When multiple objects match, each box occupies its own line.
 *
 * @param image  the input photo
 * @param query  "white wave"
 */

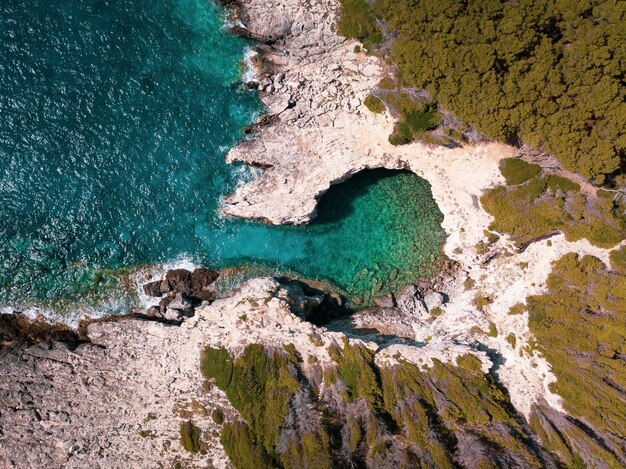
xmin=241 ymin=47 xmax=259 ymax=84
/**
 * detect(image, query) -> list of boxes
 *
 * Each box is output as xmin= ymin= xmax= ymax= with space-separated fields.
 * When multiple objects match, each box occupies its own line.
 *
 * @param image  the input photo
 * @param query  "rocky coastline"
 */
xmin=1 ymin=0 xmax=624 ymax=467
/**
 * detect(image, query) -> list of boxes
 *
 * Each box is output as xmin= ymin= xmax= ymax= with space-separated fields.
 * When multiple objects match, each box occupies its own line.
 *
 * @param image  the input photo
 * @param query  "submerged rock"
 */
xmin=373 ymin=295 xmax=395 ymax=308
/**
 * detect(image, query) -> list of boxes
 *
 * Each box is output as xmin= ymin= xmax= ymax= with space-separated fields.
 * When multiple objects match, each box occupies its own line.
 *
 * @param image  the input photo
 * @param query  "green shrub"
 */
xmin=377 ymin=77 xmax=396 ymax=90
xmin=211 ymin=408 xmax=225 ymax=425
xmin=506 ymin=333 xmax=516 ymax=348
xmin=384 ymin=92 xmax=442 ymax=145
xmin=364 ymin=94 xmax=385 ymax=113
xmin=430 ymin=306 xmax=443 ymax=317
xmin=179 ymin=420 xmax=201 ymax=453
xmin=337 ymin=0 xmax=382 ymax=50
xmin=474 ymin=295 xmax=491 ymax=311
xmin=488 ymin=322 xmax=498 ymax=338
xmin=221 ymin=422 xmax=273 ymax=469
xmin=499 ymin=159 xmax=541 ymax=185
xmin=388 ymin=121 xmax=413 ymax=145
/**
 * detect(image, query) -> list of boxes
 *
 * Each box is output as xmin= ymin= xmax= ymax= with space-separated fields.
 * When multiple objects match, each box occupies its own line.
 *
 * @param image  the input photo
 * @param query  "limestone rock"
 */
xmin=424 ymin=291 xmax=446 ymax=310
xmin=395 ymin=284 xmax=428 ymax=318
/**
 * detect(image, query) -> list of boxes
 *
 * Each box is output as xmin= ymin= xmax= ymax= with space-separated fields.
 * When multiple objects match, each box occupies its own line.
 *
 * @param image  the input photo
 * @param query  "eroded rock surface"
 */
xmin=1 ymin=277 xmax=619 ymax=468
xmin=0 ymin=278 xmax=340 ymax=468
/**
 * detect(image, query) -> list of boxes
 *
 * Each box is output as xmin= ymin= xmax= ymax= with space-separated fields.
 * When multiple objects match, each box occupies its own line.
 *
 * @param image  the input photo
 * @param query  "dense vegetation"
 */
xmin=201 ymin=342 xmax=579 ymax=467
xmin=526 ymin=254 xmax=626 ymax=465
xmin=338 ymin=0 xmax=625 ymax=182
xmin=481 ymin=159 xmax=626 ymax=247
xmin=201 ymin=344 xmax=328 ymax=468
xmin=374 ymin=0 xmax=625 ymax=182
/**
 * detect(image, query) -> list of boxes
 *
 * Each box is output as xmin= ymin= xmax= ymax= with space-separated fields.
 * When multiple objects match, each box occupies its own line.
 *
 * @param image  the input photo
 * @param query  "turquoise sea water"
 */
xmin=0 ymin=0 xmax=445 ymax=316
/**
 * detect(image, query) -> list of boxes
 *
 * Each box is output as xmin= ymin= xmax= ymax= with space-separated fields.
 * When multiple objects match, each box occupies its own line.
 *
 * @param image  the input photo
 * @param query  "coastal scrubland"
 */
xmin=526 ymin=253 xmax=626 ymax=464
xmin=202 ymin=342 xmax=574 ymax=467
xmin=481 ymin=159 xmax=626 ymax=248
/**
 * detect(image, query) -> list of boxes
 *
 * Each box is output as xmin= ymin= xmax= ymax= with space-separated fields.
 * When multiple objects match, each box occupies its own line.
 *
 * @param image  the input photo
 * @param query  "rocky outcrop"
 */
xmin=143 ymin=267 xmax=220 ymax=321
xmin=218 ymin=0 xmax=625 ymax=448
xmin=0 ymin=278 xmax=342 ymax=469
xmin=0 ymin=277 xmax=617 ymax=469
xmin=220 ymin=0 xmax=513 ymax=227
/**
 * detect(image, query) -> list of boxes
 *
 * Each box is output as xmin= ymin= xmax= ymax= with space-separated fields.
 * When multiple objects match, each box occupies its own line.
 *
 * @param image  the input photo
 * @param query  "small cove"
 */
xmin=0 ymin=0 xmax=446 ymax=318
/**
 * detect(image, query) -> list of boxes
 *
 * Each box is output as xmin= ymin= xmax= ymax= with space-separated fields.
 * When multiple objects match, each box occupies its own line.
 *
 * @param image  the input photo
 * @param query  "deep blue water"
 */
xmin=0 ymin=0 xmax=445 ymax=317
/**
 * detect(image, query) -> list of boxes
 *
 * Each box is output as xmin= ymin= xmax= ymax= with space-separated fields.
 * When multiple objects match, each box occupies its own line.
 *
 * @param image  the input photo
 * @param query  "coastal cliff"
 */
xmin=1 ymin=0 xmax=624 ymax=468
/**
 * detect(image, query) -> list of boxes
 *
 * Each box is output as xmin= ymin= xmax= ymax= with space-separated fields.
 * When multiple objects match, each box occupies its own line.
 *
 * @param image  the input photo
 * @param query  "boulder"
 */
xmin=158 ymin=295 xmax=173 ymax=314
xmin=145 ymin=306 xmax=162 ymax=318
xmin=164 ymin=269 xmax=193 ymax=295
xmin=190 ymin=288 xmax=216 ymax=304
xmin=191 ymin=268 xmax=219 ymax=292
xmin=142 ymin=280 xmax=163 ymax=298
xmin=373 ymin=295 xmax=395 ymax=308
xmin=164 ymin=308 xmax=184 ymax=321
xmin=395 ymin=285 xmax=428 ymax=318
xmin=168 ymin=293 xmax=192 ymax=311
xmin=424 ymin=292 xmax=446 ymax=311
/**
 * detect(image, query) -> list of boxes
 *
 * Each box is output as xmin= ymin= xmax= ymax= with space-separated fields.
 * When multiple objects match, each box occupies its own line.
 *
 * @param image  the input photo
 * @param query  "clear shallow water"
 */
xmin=0 ymin=0 xmax=445 ymax=317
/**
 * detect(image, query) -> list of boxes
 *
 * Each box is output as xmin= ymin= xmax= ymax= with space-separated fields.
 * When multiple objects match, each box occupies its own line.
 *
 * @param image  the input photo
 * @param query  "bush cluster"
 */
xmin=385 ymin=93 xmax=442 ymax=145
xmin=202 ymin=345 xmax=332 ymax=468
xmin=200 ymin=339 xmax=615 ymax=467
xmin=481 ymin=159 xmax=626 ymax=248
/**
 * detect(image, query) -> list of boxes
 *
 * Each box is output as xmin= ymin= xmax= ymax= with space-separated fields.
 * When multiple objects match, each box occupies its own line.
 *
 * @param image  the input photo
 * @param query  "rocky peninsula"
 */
xmin=1 ymin=0 xmax=624 ymax=467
